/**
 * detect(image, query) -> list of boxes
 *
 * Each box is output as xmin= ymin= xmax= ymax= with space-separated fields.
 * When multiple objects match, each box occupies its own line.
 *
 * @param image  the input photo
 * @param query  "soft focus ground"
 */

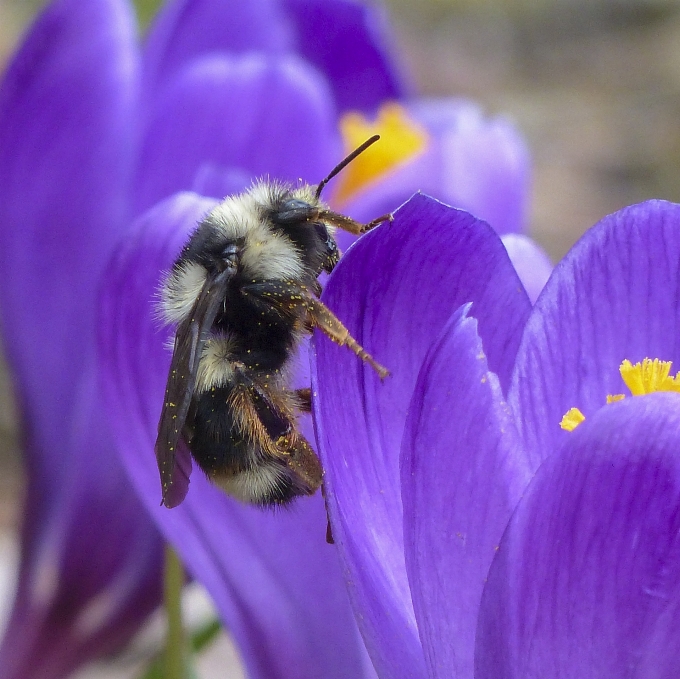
xmin=2 ymin=0 xmax=680 ymax=676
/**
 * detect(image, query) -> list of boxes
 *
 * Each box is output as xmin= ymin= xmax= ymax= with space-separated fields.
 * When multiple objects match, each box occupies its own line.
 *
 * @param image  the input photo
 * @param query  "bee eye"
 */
xmin=315 ymin=223 xmax=337 ymax=252
xmin=314 ymin=223 xmax=330 ymax=241
xmin=315 ymin=223 xmax=339 ymax=274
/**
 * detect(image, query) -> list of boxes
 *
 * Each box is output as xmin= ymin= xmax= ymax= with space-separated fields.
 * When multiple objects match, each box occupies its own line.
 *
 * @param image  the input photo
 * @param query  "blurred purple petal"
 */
xmin=283 ymin=0 xmax=409 ymax=112
xmin=191 ymin=165 xmax=252 ymax=200
xmin=501 ymin=233 xmax=552 ymax=304
xmin=134 ymin=53 xmax=341 ymax=212
xmin=143 ymin=0 xmax=408 ymax=113
xmin=509 ymin=200 xmax=680 ymax=469
xmin=143 ymin=0 xmax=292 ymax=91
xmin=401 ymin=307 xmax=532 ymax=679
xmin=0 ymin=0 xmax=138 ymax=469
xmin=418 ymin=99 xmax=531 ymax=235
xmin=311 ymin=194 xmax=532 ymax=677
xmin=0 ymin=0 xmax=163 ymax=675
xmin=477 ymin=392 xmax=680 ymax=678
xmin=0 ymin=392 xmax=162 ymax=679
xmin=341 ymin=100 xmax=531 ymax=236
xmin=100 ymin=192 xmax=372 ymax=679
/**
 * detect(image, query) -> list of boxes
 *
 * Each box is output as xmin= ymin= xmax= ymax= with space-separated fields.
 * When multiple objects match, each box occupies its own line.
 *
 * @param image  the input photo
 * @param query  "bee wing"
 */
xmin=155 ymin=266 xmax=235 ymax=507
xmin=161 ymin=435 xmax=192 ymax=509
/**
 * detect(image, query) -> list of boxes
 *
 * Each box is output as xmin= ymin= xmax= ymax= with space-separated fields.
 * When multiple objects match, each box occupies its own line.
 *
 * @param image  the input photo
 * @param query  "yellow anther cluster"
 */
xmin=559 ymin=407 xmax=586 ymax=432
xmin=560 ymin=357 xmax=680 ymax=431
xmin=619 ymin=358 xmax=680 ymax=395
xmin=333 ymin=102 xmax=428 ymax=205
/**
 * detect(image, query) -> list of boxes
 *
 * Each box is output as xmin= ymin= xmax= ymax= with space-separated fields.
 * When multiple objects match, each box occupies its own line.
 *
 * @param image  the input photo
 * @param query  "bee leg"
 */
xmin=226 ymin=383 xmax=322 ymax=500
xmin=321 ymin=483 xmax=335 ymax=544
xmin=311 ymin=280 xmax=323 ymax=297
xmin=304 ymin=297 xmax=390 ymax=379
xmin=362 ymin=212 xmax=394 ymax=232
xmin=276 ymin=431 xmax=323 ymax=494
xmin=293 ymin=387 xmax=312 ymax=412
xmin=318 ymin=210 xmax=393 ymax=235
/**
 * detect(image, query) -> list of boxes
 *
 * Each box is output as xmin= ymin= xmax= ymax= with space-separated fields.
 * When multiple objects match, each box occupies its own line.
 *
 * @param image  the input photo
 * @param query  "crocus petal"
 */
xmin=340 ymin=99 xmax=531 ymax=236
xmin=143 ymin=0 xmax=292 ymax=92
xmin=0 ymin=0 xmax=138 ymax=468
xmin=476 ymin=392 xmax=680 ymax=678
xmin=422 ymin=99 xmax=531 ymax=236
xmin=0 ymin=0 xmax=163 ymax=675
xmin=100 ymin=192 xmax=372 ymax=679
xmin=0 ymin=392 xmax=163 ymax=679
xmin=402 ymin=307 xmax=532 ymax=679
xmin=509 ymin=200 xmax=680 ymax=469
xmin=134 ymin=53 xmax=341 ymax=213
xmin=500 ymin=234 xmax=552 ymax=304
xmin=283 ymin=0 xmax=409 ymax=112
xmin=312 ymin=194 xmax=532 ymax=677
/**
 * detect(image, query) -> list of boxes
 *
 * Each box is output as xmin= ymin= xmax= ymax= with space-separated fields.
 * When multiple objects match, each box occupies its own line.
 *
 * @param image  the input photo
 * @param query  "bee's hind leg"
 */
xmin=321 ymin=483 xmax=335 ymax=545
xmin=292 ymin=387 xmax=312 ymax=412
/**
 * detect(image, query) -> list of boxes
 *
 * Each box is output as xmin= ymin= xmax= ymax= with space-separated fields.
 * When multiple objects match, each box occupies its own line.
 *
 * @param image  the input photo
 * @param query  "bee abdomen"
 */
xmin=189 ymin=386 xmax=247 ymax=474
xmin=214 ymin=460 xmax=316 ymax=505
xmin=189 ymin=380 xmax=323 ymax=505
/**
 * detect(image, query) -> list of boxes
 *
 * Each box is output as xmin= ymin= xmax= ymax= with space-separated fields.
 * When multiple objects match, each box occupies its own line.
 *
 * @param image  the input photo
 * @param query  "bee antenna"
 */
xmin=315 ymin=134 xmax=380 ymax=200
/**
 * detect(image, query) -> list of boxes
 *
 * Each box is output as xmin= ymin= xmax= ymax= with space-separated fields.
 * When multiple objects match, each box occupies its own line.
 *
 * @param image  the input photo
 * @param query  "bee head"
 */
xmin=209 ymin=241 xmax=240 ymax=273
xmin=181 ymin=218 xmax=245 ymax=272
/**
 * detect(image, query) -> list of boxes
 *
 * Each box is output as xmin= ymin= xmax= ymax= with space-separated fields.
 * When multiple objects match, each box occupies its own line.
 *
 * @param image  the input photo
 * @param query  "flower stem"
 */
xmin=164 ymin=544 xmax=188 ymax=679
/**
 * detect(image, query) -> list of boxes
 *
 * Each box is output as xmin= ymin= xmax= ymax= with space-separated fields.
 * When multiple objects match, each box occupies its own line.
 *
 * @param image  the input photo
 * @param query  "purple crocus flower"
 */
xmin=313 ymin=195 xmax=680 ymax=677
xmin=96 ymin=4 xmax=547 ymax=676
xmin=339 ymin=99 xmax=531 ymax=236
xmin=0 ymin=1 xmax=162 ymax=676
xmin=0 ymin=0 xmax=404 ymax=675
xmin=330 ymin=99 xmax=549 ymax=300
xmin=1 ymin=0 xmax=551 ymax=676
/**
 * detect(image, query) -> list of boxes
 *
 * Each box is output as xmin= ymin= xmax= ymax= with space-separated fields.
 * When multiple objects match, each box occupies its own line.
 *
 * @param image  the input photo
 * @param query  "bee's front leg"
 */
xmin=303 ymin=296 xmax=390 ymax=379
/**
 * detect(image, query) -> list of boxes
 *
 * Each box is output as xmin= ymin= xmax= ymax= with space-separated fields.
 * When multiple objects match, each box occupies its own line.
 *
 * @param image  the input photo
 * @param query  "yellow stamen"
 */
xmin=620 ymin=358 xmax=680 ymax=395
xmin=561 ymin=357 xmax=680 ymax=431
xmin=560 ymin=407 xmax=586 ymax=431
xmin=333 ymin=102 xmax=429 ymax=205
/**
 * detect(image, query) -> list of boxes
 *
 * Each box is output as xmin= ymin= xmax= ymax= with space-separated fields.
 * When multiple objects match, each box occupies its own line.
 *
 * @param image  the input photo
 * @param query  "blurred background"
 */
xmin=2 ymin=0 xmax=680 ymax=675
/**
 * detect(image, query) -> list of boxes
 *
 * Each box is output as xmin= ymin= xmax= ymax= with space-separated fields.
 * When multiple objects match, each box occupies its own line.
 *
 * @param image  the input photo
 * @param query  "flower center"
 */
xmin=560 ymin=358 xmax=680 ymax=431
xmin=332 ymin=102 xmax=429 ymax=205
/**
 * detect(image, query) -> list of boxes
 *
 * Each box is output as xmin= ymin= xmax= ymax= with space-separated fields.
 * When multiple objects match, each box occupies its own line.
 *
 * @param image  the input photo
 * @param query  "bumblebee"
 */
xmin=156 ymin=136 xmax=390 ymax=508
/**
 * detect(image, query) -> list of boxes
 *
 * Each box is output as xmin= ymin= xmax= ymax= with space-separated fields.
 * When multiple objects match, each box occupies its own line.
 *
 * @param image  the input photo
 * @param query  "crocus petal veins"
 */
xmin=561 ymin=357 xmax=680 ymax=430
xmin=333 ymin=102 xmax=428 ymax=204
